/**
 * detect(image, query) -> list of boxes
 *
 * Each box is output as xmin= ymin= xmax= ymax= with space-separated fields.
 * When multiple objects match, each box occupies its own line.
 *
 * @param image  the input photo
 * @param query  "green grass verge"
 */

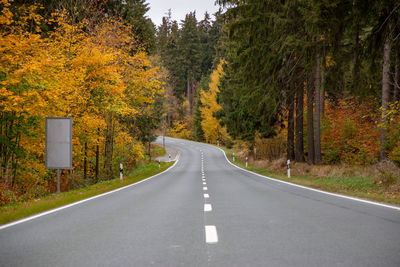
xmin=0 ymin=161 xmax=174 ymax=226
xmin=220 ymin=147 xmax=400 ymax=207
xmin=151 ymin=143 xmax=167 ymax=157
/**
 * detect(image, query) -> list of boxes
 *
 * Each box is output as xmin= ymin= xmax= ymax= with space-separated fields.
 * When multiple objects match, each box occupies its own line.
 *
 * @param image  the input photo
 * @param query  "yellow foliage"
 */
xmin=0 ymin=4 xmax=163 ymax=203
xmin=200 ymin=60 xmax=230 ymax=144
xmin=170 ymin=120 xmax=192 ymax=140
xmin=114 ymin=131 xmax=145 ymax=166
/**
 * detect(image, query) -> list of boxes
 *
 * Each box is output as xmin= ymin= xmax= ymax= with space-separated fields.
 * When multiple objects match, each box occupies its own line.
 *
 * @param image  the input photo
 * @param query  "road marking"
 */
xmin=204 ymin=193 xmax=209 ymax=198
xmin=203 ymin=187 xmax=208 ymax=190
xmin=0 ymin=156 xmax=181 ymax=230
xmin=203 ymin=182 xmax=206 ymax=185
xmin=202 ymin=179 xmax=205 ymax=182
xmin=204 ymin=204 xmax=212 ymax=212
xmin=205 ymin=225 xmax=218 ymax=244
xmin=216 ymin=146 xmax=400 ymax=210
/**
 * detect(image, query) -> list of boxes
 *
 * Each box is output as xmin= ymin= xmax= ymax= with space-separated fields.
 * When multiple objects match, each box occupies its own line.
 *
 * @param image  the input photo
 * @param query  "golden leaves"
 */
xmin=200 ymin=60 xmax=230 ymax=144
xmin=0 ymin=4 xmax=163 ymax=197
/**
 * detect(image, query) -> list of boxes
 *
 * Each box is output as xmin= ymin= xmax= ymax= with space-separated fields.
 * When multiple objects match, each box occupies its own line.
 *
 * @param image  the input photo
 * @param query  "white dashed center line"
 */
xmin=204 ymin=204 xmax=212 ymax=212
xmin=205 ymin=225 xmax=218 ymax=244
xmin=201 ymin=152 xmax=218 ymax=244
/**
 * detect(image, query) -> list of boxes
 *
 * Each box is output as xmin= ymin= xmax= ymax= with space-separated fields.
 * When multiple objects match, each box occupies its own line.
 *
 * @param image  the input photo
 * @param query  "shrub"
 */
xmin=254 ymin=132 xmax=285 ymax=160
xmin=321 ymin=98 xmax=379 ymax=165
xmin=170 ymin=120 xmax=192 ymax=140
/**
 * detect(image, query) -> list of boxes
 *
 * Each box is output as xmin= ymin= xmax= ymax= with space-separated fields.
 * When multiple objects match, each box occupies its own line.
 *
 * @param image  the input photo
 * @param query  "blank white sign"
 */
xmin=45 ymin=117 xmax=72 ymax=169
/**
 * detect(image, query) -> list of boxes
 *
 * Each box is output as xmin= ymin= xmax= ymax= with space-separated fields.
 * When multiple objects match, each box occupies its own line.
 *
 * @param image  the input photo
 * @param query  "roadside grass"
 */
xmin=142 ymin=143 xmax=166 ymax=162
xmin=0 ymin=161 xmax=174 ymax=226
xmin=150 ymin=143 xmax=167 ymax=158
xmin=220 ymin=147 xmax=400 ymax=206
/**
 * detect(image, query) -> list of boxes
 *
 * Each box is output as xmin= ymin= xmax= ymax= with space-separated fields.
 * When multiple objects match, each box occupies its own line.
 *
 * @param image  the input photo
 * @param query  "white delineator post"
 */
xmin=168 ymin=154 xmax=171 ymax=162
xmin=287 ymin=159 xmax=291 ymax=178
xmin=120 ymin=163 xmax=123 ymax=182
xmin=158 ymin=159 xmax=161 ymax=169
xmin=246 ymin=157 xmax=248 ymax=168
xmin=233 ymin=152 xmax=235 ymax=162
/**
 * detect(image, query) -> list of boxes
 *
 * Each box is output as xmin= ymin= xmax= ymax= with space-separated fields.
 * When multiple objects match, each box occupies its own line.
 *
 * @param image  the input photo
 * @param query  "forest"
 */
xmin=1 ymin=0 xmax=400 ymax=206
xmin=156 ymin=1 xmax=400 ymax=163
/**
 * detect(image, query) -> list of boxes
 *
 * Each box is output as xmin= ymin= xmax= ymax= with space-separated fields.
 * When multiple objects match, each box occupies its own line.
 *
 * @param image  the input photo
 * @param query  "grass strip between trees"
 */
xmin=220 ymin=147 xmax=400 ymax=207
xmin=0 ymin=161 xmax=174 ymax=226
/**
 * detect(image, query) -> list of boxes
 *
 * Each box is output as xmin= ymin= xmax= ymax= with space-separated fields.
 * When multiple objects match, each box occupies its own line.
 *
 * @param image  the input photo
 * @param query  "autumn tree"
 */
xmin=200 ymin=61 xmax=230 ymax=144
xmin=0 ymin=1 xmax=163 ymax=204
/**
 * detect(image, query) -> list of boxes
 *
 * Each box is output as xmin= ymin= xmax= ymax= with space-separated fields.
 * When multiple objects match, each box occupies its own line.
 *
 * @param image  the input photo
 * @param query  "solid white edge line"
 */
xmin=215 ymin=146 xmax=400 ymax=210
xmin=204 ymin=203 xmax=212 ymax=212
xmin=0 ymin=153 xmax=181 ymax=231
xmin=205 ymin=225 xmax=218 ymax=244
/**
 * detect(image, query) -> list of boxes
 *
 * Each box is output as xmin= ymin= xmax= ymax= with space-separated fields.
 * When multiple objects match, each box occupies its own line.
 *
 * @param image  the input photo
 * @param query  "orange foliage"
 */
xmin=321 ymin=98 xmax=379 ymax=165
xmin=0 ymin=3 xmax=163 ymax=205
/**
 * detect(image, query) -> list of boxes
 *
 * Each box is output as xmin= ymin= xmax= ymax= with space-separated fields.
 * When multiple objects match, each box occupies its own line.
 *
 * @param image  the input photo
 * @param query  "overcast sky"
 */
xmin=145 ymin=0 xmax=220 ymax=27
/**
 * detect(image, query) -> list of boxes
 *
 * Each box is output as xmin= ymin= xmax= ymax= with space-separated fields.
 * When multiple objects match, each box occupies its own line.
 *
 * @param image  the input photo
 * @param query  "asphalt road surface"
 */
xmin=1 ymin=137 xmax=399 ymax=267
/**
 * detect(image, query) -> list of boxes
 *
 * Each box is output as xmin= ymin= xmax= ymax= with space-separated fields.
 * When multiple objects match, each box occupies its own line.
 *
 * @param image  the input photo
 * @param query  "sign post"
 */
xmin=45 ymin=117 xmax=72 ymax=194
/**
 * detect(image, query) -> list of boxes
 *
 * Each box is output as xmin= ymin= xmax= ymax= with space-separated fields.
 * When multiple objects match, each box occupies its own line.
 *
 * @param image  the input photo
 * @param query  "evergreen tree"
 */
xmin=116 ymin=0 xmax=156 ymax=52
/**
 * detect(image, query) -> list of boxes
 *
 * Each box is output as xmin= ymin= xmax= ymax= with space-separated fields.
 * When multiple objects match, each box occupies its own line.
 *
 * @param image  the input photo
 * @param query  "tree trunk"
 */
xmin=12 ymin=133 xmax=20 ymax=187
xmin=307 ymin=73 xmax=315 ymax=165
xmin=352 ymin=25 xmax=360 ymax=88
xmin=105 ymin=112 xmax=113 ymax=178
xmin=314 ymin=48 xmax=322 ymax=164
xmin=320 ymin=64 xmax=325 ymax=115
xmin=111 ymin=120 xmax=115 ymax=167
xmin=379 ymin=24 xmax=392 ymax=161
xmin=287 ymin=89 xmax=295 ymax=160
xmin=187 ymin=78 xmax=192 ymax=114
xmin=295 ymin=81 xmax=305 ymax=162
xmin=148 ymin=131 xmax=151 ymax=162
xmin=84 ymin=142 xmax=87 ymax=180
xmin=95 ymin=136 xmax=99 ymax=182
xmin=394 ymin=50 xmax=399 ymax=103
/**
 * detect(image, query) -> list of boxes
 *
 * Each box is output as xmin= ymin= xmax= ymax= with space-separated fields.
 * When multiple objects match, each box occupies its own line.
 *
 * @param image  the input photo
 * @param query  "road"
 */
xmin=1 ymin=137 xmax=399 ymax=267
